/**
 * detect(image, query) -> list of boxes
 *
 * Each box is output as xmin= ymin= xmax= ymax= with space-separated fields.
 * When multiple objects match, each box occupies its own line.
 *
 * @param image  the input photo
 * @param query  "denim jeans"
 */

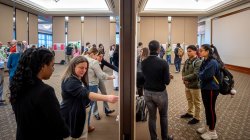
xmin=0 ymin=69 xmax=4 ymax=101
xmin=92 ymin=79 xmax=110 ymax=115
xmin=166 ymin=55 xmax=171 ymax=64
xmin=174 ymin=60 xmax=181 ymax=72
xmin=88 ymin=85 xmax=98 ymax=126
xmin=144 ymin=89 xmax=168 ymax=140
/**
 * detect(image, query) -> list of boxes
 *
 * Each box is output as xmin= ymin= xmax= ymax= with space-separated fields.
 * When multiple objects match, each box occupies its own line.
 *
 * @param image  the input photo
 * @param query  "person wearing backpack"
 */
xmin=180 ymin=45 xmax=202 ymax=125
xmin=65 ymin=44 xmax=73 ymax=63
xmin=197 ymin=44 xmax=220 ymax=140
xmin=174 ymin=43 xmax=182 ymax=73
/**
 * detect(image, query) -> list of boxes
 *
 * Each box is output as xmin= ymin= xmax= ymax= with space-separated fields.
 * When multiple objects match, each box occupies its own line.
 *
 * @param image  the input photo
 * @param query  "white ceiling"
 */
xmin=5 ymin=0 xmax=246 ymax=16
xmin=144 ymin=0 xmax=229 ymax=11
xmin=24 ymin=0 xmax=109 ymax=10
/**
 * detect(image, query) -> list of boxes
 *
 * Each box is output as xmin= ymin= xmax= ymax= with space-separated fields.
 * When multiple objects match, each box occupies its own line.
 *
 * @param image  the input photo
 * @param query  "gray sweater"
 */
xmin=85 ymin=55 xmax=109 ymax=86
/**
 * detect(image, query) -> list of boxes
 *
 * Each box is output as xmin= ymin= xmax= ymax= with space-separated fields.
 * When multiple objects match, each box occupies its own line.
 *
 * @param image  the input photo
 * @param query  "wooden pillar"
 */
xmin=120 ymin=0 xmax=136 ymax=139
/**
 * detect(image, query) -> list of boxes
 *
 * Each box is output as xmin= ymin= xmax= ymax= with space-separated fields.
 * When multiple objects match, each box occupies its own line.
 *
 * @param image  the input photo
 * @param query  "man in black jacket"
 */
xmin=141 ymin=40 xmax=173 ymax=140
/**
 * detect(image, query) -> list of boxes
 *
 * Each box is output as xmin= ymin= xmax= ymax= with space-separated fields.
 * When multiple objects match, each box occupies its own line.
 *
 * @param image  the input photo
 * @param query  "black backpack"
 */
xmin=136 ymin=96 xmax=148 ymax=122
xmin=66 ymin=46 xmax=72 ymax=55
xmin=214 ymin=67 xmax=234 ymax=95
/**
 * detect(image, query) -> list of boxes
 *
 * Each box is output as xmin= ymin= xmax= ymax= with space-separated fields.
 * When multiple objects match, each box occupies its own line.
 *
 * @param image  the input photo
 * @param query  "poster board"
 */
xmin=53 ymin=43 xmax=65 ymax=63
xmin=68 ymin=41 xmax=81 ymax=50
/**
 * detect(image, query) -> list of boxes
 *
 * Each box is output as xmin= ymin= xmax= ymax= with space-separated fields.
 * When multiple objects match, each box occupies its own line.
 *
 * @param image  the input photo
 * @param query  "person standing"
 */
xmin=10 ymin=48 xmax=70 ymax=140
xmin=180 ymin=45 xmax=202 ymax=125
xmin=60 ymin=56 xmax=118 ymax=139
xmin=7 ymin=41 xmax=25 ymax=84
xmin=108 ymin=45 xmax=115 ymax=64
xmin=137 ymin=47 xmax=149 ymax=96
xmin=197 ymin=44 xmax=220 ymax=140
xmin=166 ymin=44 xmax=172 ymax=64
xmin=65 ymin=44 xmax=73 ymax=63
xmin=141 ymin=40 xmax=173 ymax=140
xmin=0 ymin=42 xmax=5 ymax=104
xmin=174 ymin=43 xmax=182 ymax=73
xmin=159 ymin=45 xmax=165 ymax=58
xmin=112 ymin=44 xmax=119 ymax=91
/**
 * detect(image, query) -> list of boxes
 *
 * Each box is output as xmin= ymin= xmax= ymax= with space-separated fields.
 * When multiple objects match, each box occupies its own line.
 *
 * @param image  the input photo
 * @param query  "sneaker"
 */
xmin=201 ymin=130 xmax=218 ymax=140
xmin=105 ymin=109 xmax=115 ymax=116
xmin=188 ymin=118 xmax=200 ymax=125
xmin=197 ymin=127 xmax=207 ymax=134
xmin=180 ymin=113 xmax=193 ymax=118
xmin=94 ymin=114 xmax=101 ymax=120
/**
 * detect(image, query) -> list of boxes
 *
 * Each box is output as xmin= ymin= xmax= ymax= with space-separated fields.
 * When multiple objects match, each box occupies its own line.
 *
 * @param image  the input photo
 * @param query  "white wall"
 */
xmin=212 ymin=9 xmax=250 ymax=68
xmin=199 ymin=3 xmax=250 ymax=68
xmin=204 ymin=18 xmax=211 ymax=44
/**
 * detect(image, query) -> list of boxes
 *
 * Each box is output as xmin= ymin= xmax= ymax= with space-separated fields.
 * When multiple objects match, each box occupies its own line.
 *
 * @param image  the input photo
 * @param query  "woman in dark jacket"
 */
xmin=10 ymin=48 xmax=69 ymax=140
xmin=60 ymin=56 xmax=118 ymax=139
xmin=197 ymin=44 xmax=220 ymax=140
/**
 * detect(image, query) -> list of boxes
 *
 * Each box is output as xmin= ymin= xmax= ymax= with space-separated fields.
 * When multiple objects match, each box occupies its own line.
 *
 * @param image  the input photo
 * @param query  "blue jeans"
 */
xmin=166 ymin=55 xmax=171 ymax=64
xmin=144 ymin=89 xmax=168 ymax=140
xmin=0 ymin=69 xmax=4 ymax=101
xmin=88 ymin=85 xmax=98 ymax=126
xmin=92 ymin=79 xmax=110 ymax=115
xmin=174 ymin=60 xmax=181 ymax=72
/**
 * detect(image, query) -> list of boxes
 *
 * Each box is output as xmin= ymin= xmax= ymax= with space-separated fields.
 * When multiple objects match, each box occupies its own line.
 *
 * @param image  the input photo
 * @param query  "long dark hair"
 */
xmin=10 ymin=48 xmax=54 ymax=104
xmin=201 ymin=44 xmax=214 ymax=60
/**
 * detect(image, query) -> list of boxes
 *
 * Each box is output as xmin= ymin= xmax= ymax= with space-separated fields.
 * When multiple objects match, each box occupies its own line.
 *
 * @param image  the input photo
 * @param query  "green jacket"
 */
xmin=166 ymin=47 xmax=172 ymax=55
xmin=182 ymin=57 xmax=202 ymax=89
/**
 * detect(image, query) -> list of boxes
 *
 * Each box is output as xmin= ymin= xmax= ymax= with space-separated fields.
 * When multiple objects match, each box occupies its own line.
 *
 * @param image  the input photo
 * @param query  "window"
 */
xmin=38 ymin=33 xmax=52 ymax=48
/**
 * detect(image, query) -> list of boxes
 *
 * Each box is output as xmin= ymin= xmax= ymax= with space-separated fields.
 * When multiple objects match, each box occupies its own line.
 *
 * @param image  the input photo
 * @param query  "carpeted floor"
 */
xmin=0 ymin=64 xmax=249 ymax=140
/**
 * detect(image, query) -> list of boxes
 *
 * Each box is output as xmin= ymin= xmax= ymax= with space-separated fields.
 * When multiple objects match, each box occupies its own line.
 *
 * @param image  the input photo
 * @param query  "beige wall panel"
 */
xmin=68 ymin=17 xmax=81 ymax=42
xmin=97 ymin=17 xmax=110 ymax=59
xmin=28 ymin=13 xmax=38 ymax=45
xmin=84 ymin=17 xmax=97 ymax=45
xmin=184 ymin=17 xmax=198 ymax=45
xmin=137 ymin=22 xmax=140 ymax=44
xmin=110 ymin=22 xmax=116 ymax=46
xmin=155 ymin=17 xmax=169 ymax=44
xmin=81 ymin=22 xmax=84 ymax=46
xmin=0 ymin=4 xmax=13 ymax=45
xmin=140 ymin=17 xmax=154 ymax=46
xmin=171 ymin=17 xmax=184 ymax=44
xmin=16 ymin=9 xmax=28 ymax=41
xmin=53 ymin=17 xmax=65 ymax=43
xmin=52 ymin=17 xmax=65 ymax=43
xmin=53 ymin=17 xmax=65 ymax=63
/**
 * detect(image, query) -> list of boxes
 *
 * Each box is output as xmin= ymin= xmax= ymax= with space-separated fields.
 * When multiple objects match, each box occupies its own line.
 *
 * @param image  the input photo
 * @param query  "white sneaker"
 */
xmin=201 ymin=130 xmax=218 ymax=140
xmin=197 ymin=127 xmax=207 ymax=134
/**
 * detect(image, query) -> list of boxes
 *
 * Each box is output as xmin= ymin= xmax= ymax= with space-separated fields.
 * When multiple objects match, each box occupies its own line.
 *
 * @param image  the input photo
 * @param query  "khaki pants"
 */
xmin=64 ymin=107 xmax=90 ymax=140
xmin=185 ymin=88 xmax=202 ymax=120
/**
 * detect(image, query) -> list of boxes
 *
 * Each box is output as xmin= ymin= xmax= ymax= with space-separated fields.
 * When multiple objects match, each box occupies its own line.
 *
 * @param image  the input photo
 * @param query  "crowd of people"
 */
xmin=0 ymin=38 xmax=228 ymax=140
xmin=0 ymin=39 xmax=120 ymax=139
xmin=136 ymin=41 xmax=224 ymax=140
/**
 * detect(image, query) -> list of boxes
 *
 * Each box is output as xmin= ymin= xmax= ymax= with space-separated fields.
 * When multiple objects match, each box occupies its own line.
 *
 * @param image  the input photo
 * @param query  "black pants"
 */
xmin=201 ymin=89 xmax=219 ymax=130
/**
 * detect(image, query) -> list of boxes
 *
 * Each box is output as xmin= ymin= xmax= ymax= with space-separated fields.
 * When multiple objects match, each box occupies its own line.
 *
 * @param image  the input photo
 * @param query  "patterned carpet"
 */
xmin=0 ymin=64 xmax=249 ymax=140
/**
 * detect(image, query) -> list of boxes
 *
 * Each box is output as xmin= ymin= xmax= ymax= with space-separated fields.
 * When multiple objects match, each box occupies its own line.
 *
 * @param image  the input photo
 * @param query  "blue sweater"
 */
xmin=199 ymin=58 xmax=220 ymax=90
xmin=7 ymin=53 xmax=21 ymax=80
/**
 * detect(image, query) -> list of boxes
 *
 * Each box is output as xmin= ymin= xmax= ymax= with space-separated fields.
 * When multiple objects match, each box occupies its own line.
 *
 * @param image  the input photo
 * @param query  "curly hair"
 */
xmin=10 ymin=48 xmax=54 ymax=104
